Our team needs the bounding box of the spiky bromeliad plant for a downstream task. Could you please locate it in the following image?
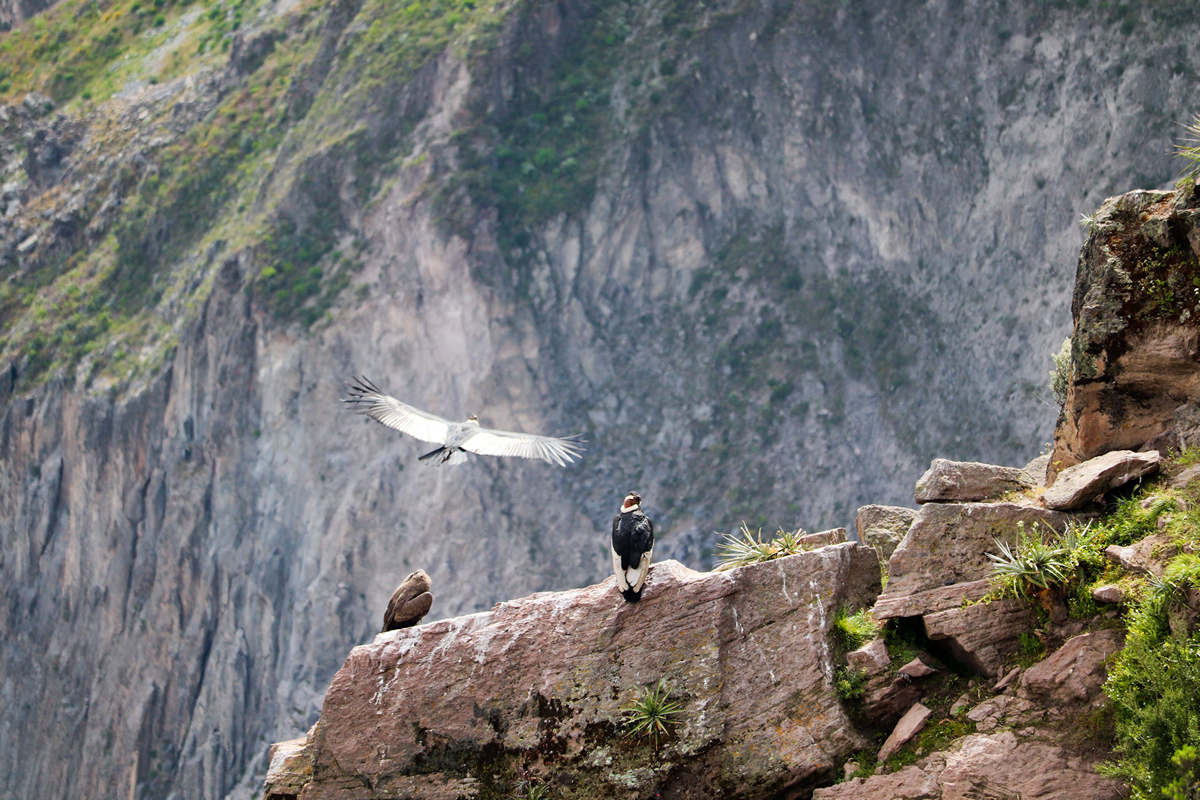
[623,680,684,751]
[986,521,1083,601]
[1177,113,1200,181]
[714,522,807,570]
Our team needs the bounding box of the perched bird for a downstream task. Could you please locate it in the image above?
[611,491,654,602]
[343,376,584,467]
[382,569,433,632]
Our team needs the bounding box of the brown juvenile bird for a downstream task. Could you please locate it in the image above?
[381,570,433,632]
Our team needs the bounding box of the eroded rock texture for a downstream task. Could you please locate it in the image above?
[1052,186,1200,473]
[266,549,881,799]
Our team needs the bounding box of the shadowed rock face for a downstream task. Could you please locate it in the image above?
[266,548,882,800]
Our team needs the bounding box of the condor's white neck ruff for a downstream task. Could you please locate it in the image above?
[621,502,641,513]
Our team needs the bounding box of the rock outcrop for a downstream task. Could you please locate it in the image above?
[1052,185,1200,473]
[267,547,881,799]
[1042,449,1161,509]
[854,504,916,563]
[875,502,1073,614]
[813,730,1127,800]
[913,459,1035,504]
[816,628,1130,800]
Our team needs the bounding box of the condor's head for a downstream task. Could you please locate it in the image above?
[620,492,642,513]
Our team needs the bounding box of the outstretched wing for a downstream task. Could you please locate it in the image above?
[461,425,585,467]
[342,376,451,445]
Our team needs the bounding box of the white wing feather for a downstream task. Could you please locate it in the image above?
[344,377,452,444]
[461,426,584,466]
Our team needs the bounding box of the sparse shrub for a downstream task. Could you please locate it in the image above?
[510,780,550,800]
[1050,337,1072,405]
[831,608,880,652]
[622,680,683,751]
[714,522,808,569]
[834,666,868,701]
[1103,583,1200,799]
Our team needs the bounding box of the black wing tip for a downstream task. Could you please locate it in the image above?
[342,375,383,408]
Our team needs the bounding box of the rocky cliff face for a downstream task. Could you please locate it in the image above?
[1051,184,1200,471]
[266,548,881,799]
[3,0,1200,797]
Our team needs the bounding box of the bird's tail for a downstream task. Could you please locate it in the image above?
[418,446,445,462]
[620,587,643,602]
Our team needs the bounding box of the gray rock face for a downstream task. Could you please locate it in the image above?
[4,2,1200,798]
[854,504,916,563]
[266,550,881,799]
[914,459,1035,504]
[1042,449,1162,510]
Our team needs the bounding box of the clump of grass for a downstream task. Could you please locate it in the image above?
[510,780,550,800]
[622,680,683,751]
[831,608,880,652]
[714,522,808,569]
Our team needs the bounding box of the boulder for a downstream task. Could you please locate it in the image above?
[1091,584,1126,604]
[1050,188,1200,474]
[1023,452,1052,486]
[855,504,916,562]
[846,638,890,675]
[872,579,990,621]
[1103,532,1176,576]
[813,731,1128,800]
[914,459,1035,504]
[923,599,1036,677]
[1019,629,1124,709]
[898,656,938,680]
[800,527,848,548]
[862,674,924,727]
[1042,449,1161,510]
[263,737,312,799]
[875,503,1073,613]
[877,702,932,763]
[265,549,882,800]
[1169,463,1200,489]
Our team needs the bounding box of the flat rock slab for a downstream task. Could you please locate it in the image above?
[876,503,1073,607]
[801,527,848,548]
[923,599,1036,677]
[1043,449,1161,510]
[813,731,1128,800]
[873,579,991,621]
[877,702,932,762]
[268,549,882,800]
[855,504,916,562]
[914,459,1035,504]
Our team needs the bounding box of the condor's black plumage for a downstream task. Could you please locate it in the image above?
[611,492,654,602]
